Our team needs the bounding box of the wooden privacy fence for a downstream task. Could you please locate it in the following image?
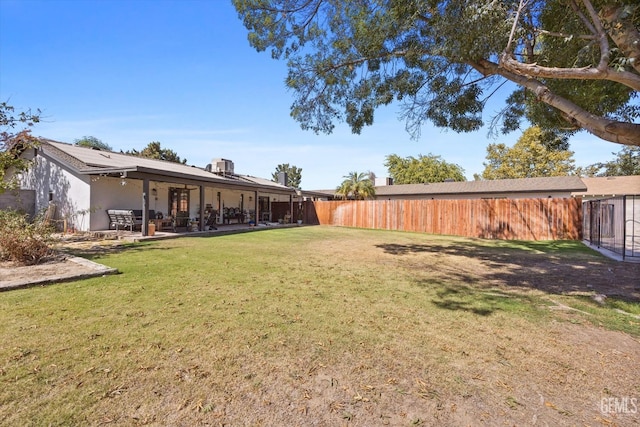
[310,198,583,240]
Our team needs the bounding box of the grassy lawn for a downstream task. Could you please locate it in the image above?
[1,226,639,426]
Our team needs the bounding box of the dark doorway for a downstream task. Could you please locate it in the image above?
[258,196,270,222]
[170,187,190,227]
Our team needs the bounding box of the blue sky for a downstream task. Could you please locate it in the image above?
[0,0,622,190]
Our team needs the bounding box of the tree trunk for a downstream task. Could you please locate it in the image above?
[600,4,640,75]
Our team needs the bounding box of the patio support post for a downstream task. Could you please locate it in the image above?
[199,185,205,231]
[254,191,259,224]
[142,178,150,236]
[289,194,293,223]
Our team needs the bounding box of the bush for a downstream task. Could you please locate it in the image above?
[0,209,55,265]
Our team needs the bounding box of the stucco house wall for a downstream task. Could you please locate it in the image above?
[18,147,92,231]
[89,176,143,230]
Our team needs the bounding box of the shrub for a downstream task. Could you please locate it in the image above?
[0,209,55,265]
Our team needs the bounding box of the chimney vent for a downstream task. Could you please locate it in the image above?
[277,171,288,186]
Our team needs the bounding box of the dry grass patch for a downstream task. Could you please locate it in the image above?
[1,226,638,426]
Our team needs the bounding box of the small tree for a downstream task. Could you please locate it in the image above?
[272,163,302,189]
[1,102,41,194]
[125,141,187,164]
[336,171,375,200]
[74,136,112,151]
[385,154,466,184]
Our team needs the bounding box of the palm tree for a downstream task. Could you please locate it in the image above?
[335,171,376,200]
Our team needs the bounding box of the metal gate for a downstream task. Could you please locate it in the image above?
[583,195,640,260]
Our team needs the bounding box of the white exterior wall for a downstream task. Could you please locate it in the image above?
[20,149,92,231]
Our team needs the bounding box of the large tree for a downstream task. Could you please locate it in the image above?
[479,126,576,179]
[1,103,40,193]
[336,171,376,200]
[234,0,640,147]
[385,153,466,184]
[74,136,112,151]
[272,163,303,188]
[125,141,187,164]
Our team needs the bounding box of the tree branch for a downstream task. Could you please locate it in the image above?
[568,0,598,35]
[498,52,640,91]
[535,29,595,41]
[580,0,611,70]
[506,0,528,54]
[472,59,640,146]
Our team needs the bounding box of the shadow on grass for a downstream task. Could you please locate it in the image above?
[417,280,540,316]
[376,241,640,303]
[432,285,496,316]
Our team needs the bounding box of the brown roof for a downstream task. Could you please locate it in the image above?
[373,176,587,196]
[575,176,640,197]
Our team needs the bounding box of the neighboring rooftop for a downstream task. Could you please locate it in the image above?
[373,176,586,197]
[312,176,640,199]
[575,176,640,197]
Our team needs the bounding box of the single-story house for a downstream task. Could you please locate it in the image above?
[7,138,298,234]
